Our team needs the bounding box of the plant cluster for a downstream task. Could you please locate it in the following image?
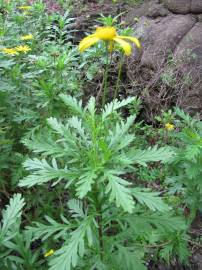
[0,1,201,270]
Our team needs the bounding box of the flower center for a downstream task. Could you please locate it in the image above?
[95,27,116,41]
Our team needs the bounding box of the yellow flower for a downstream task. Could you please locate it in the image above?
[23,11,31,16]
[15,45,31,53]
[44,249,54,258]
[79,26,141,56]
[165,123,174,131]
[20,34,33,41]
[18,5,31,10]
[1,48,19,56]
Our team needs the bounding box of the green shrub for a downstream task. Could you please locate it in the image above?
[19,96,187,270]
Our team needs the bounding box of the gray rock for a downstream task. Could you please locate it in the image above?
[166,0,191,14]
[125,1,202,117]
[140,15,196,68]
[174,22,202,113]
[147,3,169,18]
[191,0,202,14]
[125,0,169,25]
[197,14,202,22]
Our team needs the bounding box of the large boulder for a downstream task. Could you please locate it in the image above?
[173,22,202,113]
[166,0,202,14]
[124,0,202,117]
[140,15,196,68]
[166,0,191,14]
[125,0,168,22]
[191,0,202,13]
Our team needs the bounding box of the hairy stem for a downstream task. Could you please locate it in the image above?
[113,54,124,101]
[102,42,110,108]
[97,206,104,259]
[94,184,104,260]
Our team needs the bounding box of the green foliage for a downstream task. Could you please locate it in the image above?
[132,188,171,212]
[49,216,94,270]
[0,0,87,195]
[168,108,202,220]
[0,1,198,269]
[19,96,187,270]
[0,194,25,245]
[19,96,174,210]
[159,231,190,265]
[0,194,41,269]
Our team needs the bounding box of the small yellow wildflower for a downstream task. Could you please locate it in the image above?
[15,45,31,53]
[20,34,33,41]
[165,123,174,131]
[79,26,141,56]
[18,6,31,10]
[23,11,31,16]
[44,249,54,258]
[1,48,19,56]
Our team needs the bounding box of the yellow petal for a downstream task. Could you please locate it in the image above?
[117,36,141,49]
[80,34,96,42]
[78,35,96,50]
[79,36,99,52]
[113,37,132,56]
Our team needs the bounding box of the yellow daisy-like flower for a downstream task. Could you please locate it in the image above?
[79,26,141,56]
[165,123,174,131]
[20,34,33,41]
[1,48,19,56]
[44,249,54,258]
[15,45,31,53]
[18,5,31,10]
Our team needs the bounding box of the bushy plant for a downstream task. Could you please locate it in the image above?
[0,1,85,194]
[0,2,199,269]
[19,95,187,270]
[167,108,202,221]
[0,194,41,269]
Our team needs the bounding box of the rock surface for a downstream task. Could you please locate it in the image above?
[191,0,202,13]
[125,0,168,21]
[125,0,202,117]
[166,0,202,14]
[166,0,191,14]
[140,15,196,68]
[174,22,202,112]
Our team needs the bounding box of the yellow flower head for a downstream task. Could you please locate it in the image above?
[1,48,19,56]
[79,26,141,56]
[15,45,31,53]
[44,249,54,258]
[20,34,33,41]
[95,27,116,41]
[165,123,174,131]
[18,5,31,10]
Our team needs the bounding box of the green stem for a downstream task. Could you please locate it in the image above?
[97,205,104,260]
[113,54,124,102]
[102,42,110,108]
[93,184,104,260]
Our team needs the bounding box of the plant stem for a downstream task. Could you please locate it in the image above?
[113,54,124,101]
[94,185,104,260]
[97,205,104,260]
[102,42,110,108]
